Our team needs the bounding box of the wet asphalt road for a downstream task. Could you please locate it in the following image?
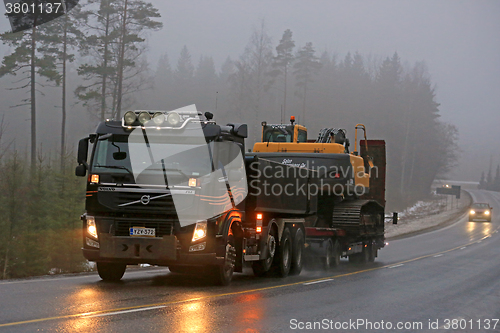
[1,190,499,333]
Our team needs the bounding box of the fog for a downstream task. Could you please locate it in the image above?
[0,0,499,183]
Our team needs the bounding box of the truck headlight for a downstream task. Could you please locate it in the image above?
[87,216,98,239]
[192,221,207,242]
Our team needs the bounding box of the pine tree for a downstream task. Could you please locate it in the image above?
[152,52,173,109]
[38,7,83,172]
[76,0,162,119]
[293,42,322,125]
[194,55,217,109]
[0,24,62,171]
[173,45,195,108]
[479,171,486,189]
[494,165,500,191]
[269,29,295,118]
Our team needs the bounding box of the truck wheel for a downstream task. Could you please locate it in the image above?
[274,227,292,277]
[289,228,304,275]
[252,228,277,277]
[324,239,340,269]
[97,262,126,282]
[212,240,236,286]
[367,243,377,262]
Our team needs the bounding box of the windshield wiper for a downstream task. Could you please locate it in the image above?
[95,164,134,176]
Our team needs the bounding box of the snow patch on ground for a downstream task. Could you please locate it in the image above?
[386,191,472,239]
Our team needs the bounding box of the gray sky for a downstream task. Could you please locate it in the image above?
[148,0,500,181]
[0,0,499,181]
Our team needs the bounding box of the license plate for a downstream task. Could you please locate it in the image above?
[129,227,156,237]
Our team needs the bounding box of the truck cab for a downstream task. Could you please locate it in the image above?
[76,110,248,284]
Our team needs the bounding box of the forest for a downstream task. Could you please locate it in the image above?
[0,0,459,278]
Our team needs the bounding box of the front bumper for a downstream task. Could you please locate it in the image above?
[82,233,223,266]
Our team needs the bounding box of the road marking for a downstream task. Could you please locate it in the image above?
[86,305,167,318]
[433,254,444,257]
[303,279,334,286]
[460,247,466,250]
[0,269,169,285]
[1,225,499,328]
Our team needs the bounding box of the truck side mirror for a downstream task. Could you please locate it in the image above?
[76,137,90,177]
[75,164,87,177]
[77,137,89,166]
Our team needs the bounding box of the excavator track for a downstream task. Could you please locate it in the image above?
[331,199,384,237]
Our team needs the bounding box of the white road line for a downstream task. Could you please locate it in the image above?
[0,269,169,285]
[433,254,444,257]
[303,279,334,286]
[460,247,467,250]
[388,264,404,269]
[85,305,167,318]
[477,240,482,243]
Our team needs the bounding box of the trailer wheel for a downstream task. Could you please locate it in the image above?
[324,239,340,269]
[97,262,126,282]
[289,228,304,275]
[252,228,277,277]
[332,240,341,267]
[274,227,292,277]
[367,243,377,262]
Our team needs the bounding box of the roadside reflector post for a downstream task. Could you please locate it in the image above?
[393,212,398,225]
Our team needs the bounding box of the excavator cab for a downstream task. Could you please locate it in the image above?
[260,116,307,143]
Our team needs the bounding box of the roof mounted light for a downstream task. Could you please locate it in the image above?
[167,112,181,126]
[153,112,165,125]
[138,111,151,125]
[124,111,136,125]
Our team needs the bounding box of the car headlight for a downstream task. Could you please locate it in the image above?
[485,210,490,215]
[470,210,475,215]
[192,221,207,242]
[87,216,98,239]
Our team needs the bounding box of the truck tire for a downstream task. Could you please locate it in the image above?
[324,239,340,269]
[97,262,126,282]
[211,240,236,286]
[273,227,292,277]
[252,228,277,277]
[289,228,304,275]
[367,243,377,262]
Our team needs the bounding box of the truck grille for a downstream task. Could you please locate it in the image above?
[115,219,175,237]
[98,191,179,213]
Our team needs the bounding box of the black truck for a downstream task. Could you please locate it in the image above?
[76,110,386,285]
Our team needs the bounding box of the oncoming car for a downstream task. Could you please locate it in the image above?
[469,203,493,222]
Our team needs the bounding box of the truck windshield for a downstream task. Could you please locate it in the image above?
[91,135,213,178]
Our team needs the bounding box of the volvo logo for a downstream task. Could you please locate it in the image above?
[140,195,151,205]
